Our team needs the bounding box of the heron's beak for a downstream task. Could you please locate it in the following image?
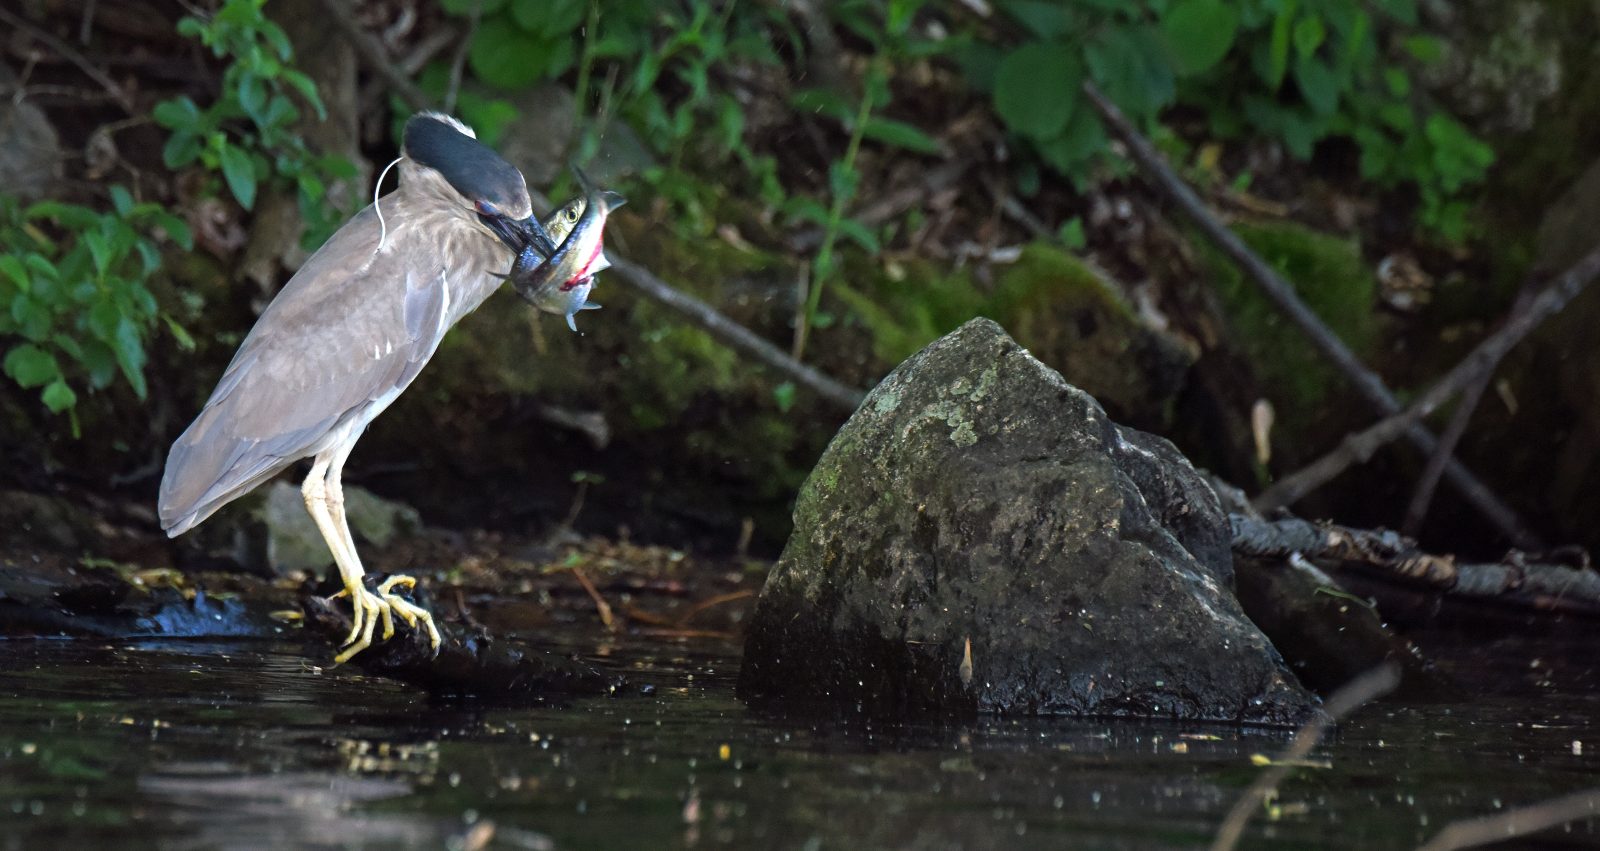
[480,212,525,253]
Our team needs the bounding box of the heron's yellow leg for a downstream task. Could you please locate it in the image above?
[311,444,439,663]
[304,451,398,664]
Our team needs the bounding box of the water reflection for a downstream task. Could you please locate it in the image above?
[0,636,1595,850]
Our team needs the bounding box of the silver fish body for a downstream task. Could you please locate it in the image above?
[504,168,625,332]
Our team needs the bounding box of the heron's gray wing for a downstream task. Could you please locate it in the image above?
[159,206,453,535]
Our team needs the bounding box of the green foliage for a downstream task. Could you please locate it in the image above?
[981,0,1494,239]
[152,0,355,247]
[1202,219,1377,422]
[0,190,193,425]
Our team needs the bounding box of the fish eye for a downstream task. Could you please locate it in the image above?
[566,207,580,223]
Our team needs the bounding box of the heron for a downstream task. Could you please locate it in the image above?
[159,112,561,664]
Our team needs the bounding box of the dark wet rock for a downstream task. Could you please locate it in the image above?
[1232,554,1445,698]
[738,318,1319,724]
[303,595,628,701]
[0,489,108,553]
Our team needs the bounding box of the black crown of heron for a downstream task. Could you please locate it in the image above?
[159,113,539,664]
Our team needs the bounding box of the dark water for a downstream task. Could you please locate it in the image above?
[0,634,1595,850]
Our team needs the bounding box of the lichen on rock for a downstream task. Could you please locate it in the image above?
[738,318,1319,724]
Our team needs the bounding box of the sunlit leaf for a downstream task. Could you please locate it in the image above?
[1163,0,1240,75]
[4,343,60,388]
[219,143,257,209]
[41,379,76,413]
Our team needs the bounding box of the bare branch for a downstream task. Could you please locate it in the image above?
[0,6,135,113]
[1232,514,1600,615]
[1081,81,1540,548]
[1254,241,1600,512]
[1414,789,1600,851]
[1211,665,1401,851]
[1403,280,1538,534]
[314,0,431,112]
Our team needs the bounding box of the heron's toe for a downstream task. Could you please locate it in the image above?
[330,576,437,664]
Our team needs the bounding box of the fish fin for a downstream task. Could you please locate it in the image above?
[600,190,627,210]
[565,313,579,333]
[580,302,602,311]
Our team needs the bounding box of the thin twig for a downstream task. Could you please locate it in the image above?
[568,567,617,631]
[608,252,867,412]
[442,0,480,115]
[1211,665,1401,851]
[1254,241,1600,512]
[314,0,431,112]
[1081,81,1540,548]
[674,589,756,627]
[1403,279,1539,535]
[1401,368,1492,535]
[1414,789,1600,851]
[0,6,135,113]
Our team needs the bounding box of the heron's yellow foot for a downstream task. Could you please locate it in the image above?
[376,575,442,654]
[328,574,438,664]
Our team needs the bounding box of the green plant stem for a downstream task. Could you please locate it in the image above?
[795,70,877,361]
[572,0,600,133]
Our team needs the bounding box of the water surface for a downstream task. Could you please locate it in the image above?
[1,633,1595,849]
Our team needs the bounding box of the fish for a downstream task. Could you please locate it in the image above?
[501,167,626,332]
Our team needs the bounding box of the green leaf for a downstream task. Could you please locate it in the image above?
[1263,0,1296,89]
[1292,15,1325,58]
[83,230,112,278]
[1293,56,1338,115]
[239,73,268,124]
[151,96,201,130]
[512,0,585,37]
[280,69,327,120]
[783,197,831,228]
[112,316,148,399]
[836,217,880,253]
[1371,0,1417,25]
[772,381,796,413]
[218,143,257,209]
[791,88,855,124]
[442,0,508,15]
[0,256,27,290]
[1058,216,1087,250]
[1086,25,1173,118]
[153,212,194,250]
[41,379,76,414]
[109,185,134,216]
[163,131,201,169]
[470,18,562,89]
[163,315,197,352]
[1000,0,1074,39]
[1403,35,1445,64]
[1035,104,1107,177]
[4,343,60,388]
[994,43,1080,140]
[1163,0,1240,75]
[861,117,943,155]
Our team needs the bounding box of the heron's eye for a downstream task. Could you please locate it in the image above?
[475,200,499,217]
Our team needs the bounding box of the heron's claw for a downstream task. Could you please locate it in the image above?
[328,574,439,664]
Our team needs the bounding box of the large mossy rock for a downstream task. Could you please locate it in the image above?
[738,319,1318,724]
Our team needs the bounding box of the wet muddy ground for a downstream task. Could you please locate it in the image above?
[1,622,1597,850]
